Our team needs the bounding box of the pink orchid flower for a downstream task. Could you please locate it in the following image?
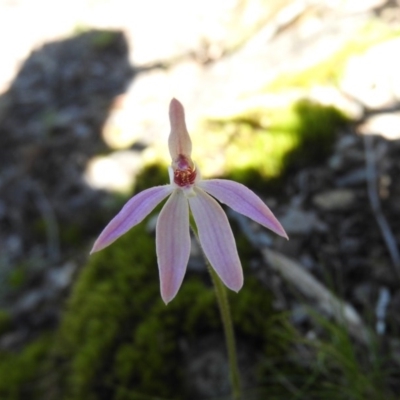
[91,98,288,304]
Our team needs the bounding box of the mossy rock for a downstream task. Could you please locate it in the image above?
[221,99,348,194]
[283,99,348,169]
[50,217,292,399]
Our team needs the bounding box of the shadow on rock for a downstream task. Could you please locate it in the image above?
[0,29,134,252]
[0,29,135,333]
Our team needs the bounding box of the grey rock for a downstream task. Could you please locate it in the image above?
[353,283,373,306]
[280,207,327,235]
[328,153,345,170]
[336,168,367,187]
[0,330,28,350]
[46,262,76,291]
[14,290,44,314]
[313,189,356,210]
[291,304,310,325]
[335,134,359,151]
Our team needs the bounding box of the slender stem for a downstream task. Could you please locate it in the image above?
[190,221,242,399]
[208,264,242,400]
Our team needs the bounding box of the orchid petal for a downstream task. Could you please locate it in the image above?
[91,185,173,253]
[156,190,191,304]
[168,98,192,160]
[189,188,243,292]
[198,179,288,239]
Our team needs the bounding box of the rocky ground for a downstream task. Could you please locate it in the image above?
[1,0,400,398]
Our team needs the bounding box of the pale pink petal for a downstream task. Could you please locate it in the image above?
[156,190,191,304]
[189,188,243,292]
[168,98,192,160]
[91,185,173,253]
[198,179,288,239]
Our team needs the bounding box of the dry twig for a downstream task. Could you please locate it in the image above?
[363,134,400,278]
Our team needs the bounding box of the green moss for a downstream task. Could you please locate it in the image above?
[0,311,11,335]
[48,206,292,399]
[53,221,218,399]
[0,335,53,400]
[7,267,26,289]
[284,99,348,169]
[90,31,123,49]
[56,223,171,398]
[60,224,84,246]
[134,163,169,193]
[219,99,348,194]
[70,27,126,50]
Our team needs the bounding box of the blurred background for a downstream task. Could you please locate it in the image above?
[1,0,400,399]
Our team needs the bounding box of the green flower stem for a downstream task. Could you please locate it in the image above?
[190,221,242,400]
[207,264,242,400]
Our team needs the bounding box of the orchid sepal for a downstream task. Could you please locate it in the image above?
[90,185,173,254]
[198,179,288,239]
[189,187,243,291]
[156,190,191,304]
